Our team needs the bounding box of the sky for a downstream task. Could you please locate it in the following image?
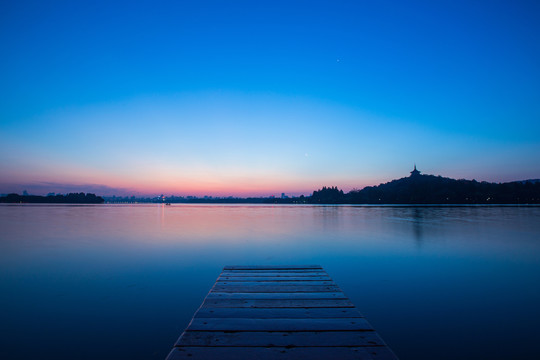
[1,0,539,196]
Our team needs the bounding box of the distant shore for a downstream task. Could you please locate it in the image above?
[2,170,539,205]
[0,193,104,204]
[104,172,540,205]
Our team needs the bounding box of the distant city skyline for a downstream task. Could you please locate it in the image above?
[1,1,539,196]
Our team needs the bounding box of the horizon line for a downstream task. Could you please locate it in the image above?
[2,171,539,198]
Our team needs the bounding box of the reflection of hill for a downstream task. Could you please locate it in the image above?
[0,193,104,204]
[345,174,540,204]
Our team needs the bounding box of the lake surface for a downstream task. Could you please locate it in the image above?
[1,204,539,359]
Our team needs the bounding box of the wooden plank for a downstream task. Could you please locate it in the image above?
[167,346,397,360]
[222,269,325,274]
[212,285,340,293]
[201,298,355,308]
[177,330,385,347]
[194,307,363,319]
[218,276,332,281]
[187,318,373,331]
[221,271,328,277]
[222,270,327,274]
[206,292,347,300]
[224,265,322,270]
[215,281,336,286]
[217,275,332,281]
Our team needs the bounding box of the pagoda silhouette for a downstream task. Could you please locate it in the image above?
[410,164,421,177]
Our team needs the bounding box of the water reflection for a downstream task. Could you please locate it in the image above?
[0,204,539,360]
[412,208,424,244]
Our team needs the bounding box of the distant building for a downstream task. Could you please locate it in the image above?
[410,164,421,177]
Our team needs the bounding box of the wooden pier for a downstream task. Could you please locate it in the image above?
[166,265,398,359]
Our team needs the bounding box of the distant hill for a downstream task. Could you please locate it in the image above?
[343,171,540,204]
[0,193,105,204]
[310,168,540,204]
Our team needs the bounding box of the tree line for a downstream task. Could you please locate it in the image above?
[0,193,104,204]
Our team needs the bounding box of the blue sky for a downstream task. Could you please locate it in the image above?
[1,0,539,196]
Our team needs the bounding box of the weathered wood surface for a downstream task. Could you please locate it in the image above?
[187,317,373,331]
[167,346,397,360]
[176,330,386,346]
[205,291,347,300]
[218,276,332,281]
[216,281,336,286]
[166,265,398,359]
[195,307,362,318]
[212,285,341,293]
[201,298,355,308]
[221,271,329,277]
[224,265,323,270]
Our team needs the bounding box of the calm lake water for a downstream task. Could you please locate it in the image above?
[1,204,539,359]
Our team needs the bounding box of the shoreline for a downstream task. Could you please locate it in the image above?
[2,202,540,207]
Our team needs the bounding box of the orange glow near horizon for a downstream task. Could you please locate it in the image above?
[87,170,382,196]
[0,169,381,197]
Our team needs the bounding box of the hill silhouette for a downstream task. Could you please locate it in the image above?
[316,167,540,204]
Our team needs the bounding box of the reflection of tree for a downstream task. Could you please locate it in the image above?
[317,205,342,230]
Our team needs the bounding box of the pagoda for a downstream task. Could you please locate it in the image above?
[410,164,421,177]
